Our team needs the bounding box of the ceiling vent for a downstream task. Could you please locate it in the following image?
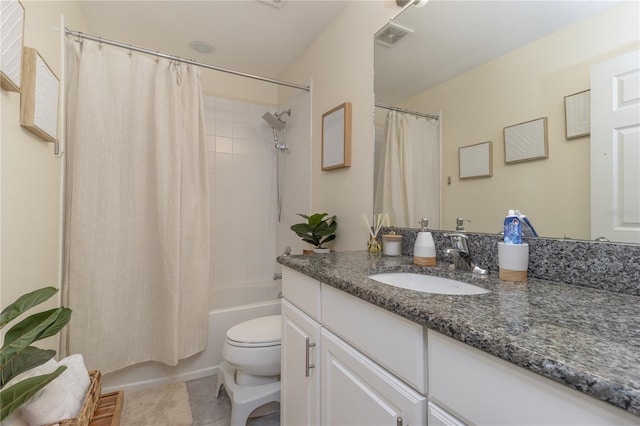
[374,22,414,48]
[260,0,287,8]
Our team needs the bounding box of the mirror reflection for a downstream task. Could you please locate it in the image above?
[374,0,640,243]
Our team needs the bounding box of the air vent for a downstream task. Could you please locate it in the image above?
[260,0,287,8]
[374,22,414,48]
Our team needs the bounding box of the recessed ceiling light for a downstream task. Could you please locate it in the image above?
[189,41,215,54]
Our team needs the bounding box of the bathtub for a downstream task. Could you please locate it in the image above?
[102,281,282,393]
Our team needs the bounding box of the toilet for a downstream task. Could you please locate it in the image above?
[216,315,281,426]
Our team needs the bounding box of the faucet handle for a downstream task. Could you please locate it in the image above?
[456,217,471,231]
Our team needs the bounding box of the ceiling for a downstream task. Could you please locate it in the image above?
[75,1,621,95]
[75,0,350,81]
[375,0,620,104]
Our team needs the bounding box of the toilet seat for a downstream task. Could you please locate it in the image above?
[225,315,281,348]
[217,314,282,426]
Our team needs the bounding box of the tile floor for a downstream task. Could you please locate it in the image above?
[186,375,280,426]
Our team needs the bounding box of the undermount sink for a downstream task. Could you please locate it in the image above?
[368,273,490,295]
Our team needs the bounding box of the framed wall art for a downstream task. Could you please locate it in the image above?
[20,47,60,142]
[322,102,352,170]
[459,141,493,179]
[565,89,590,139]
[504,117,548,163]
[0,0,25,92]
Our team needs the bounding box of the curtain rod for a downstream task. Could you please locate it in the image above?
[65,28,310,92]
[375,102,439,120]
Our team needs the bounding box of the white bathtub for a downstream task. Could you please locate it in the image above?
[102,282,282,393]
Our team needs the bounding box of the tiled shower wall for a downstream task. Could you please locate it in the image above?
[203,93,310,305]
[275,93,311,258]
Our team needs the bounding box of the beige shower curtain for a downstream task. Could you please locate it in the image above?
[374,111,440,228]
[63,40,210,373]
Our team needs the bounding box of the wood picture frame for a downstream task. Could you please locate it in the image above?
[503,117,548,163]
[322,102,352,170]
[565,89,590,139]
[0,0,25,92]
[459,141,493,179]
[20,47,59,142]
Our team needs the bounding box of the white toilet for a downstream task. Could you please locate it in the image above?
[216,315,281,426]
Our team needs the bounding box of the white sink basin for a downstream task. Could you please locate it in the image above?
[368,273,489,295]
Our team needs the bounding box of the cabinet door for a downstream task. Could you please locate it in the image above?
[428,402,466,426]
[321,329,426,426]
[281,299,321,425]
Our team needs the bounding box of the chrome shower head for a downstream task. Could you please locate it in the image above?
[262,111,286,131]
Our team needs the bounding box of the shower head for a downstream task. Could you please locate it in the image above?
[262,111,286,131]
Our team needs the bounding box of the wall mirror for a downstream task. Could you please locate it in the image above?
[374,0,639,243]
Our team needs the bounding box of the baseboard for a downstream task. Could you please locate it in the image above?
[102,365,220,394]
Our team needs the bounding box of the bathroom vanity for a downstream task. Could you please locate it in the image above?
[278,251,639,425]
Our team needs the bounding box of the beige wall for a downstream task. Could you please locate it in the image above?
[397,2,639,239]
[1,1,87,349]
[281,0,399,251]
[201,70,278,106]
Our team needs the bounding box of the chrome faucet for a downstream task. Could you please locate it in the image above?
[443,233,488,275]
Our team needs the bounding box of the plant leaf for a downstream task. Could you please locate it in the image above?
[307,213,328,227]
[0,346,55,388]
[0,365,66,421]
[0,287,58,329]
[2,308,70,348]
[34,308,71,342]
[0,309,60,374]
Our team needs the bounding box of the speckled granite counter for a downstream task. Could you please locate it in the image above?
[277,251,640,416]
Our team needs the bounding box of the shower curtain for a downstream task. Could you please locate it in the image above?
[63,39,210,373]
[374,111,440,228]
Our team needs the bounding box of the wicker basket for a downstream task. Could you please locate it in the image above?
[44,370,102,426]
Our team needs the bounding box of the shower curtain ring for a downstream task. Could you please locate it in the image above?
[127,44,132,58]
[155,51,160,63]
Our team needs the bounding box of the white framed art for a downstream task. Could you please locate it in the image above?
[20,47,59,142]
[322,102,352,170]
[565,89,590,139]
[459,141,492,179]
[504,117,548,163]
[0,0,25,92]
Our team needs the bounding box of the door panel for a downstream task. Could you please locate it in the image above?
[591,49,640,243]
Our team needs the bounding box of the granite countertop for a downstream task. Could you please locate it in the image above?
[277,250,640,416]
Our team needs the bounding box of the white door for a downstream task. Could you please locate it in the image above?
[281,299,321,426]
[321,329,426,426]
[591,49,640,243]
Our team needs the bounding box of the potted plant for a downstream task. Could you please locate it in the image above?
[290,213,337,253]
[0,287,72,421]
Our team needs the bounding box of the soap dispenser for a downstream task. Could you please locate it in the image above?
[414,218,436,266]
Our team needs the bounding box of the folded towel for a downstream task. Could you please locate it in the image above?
[13,354,90,425]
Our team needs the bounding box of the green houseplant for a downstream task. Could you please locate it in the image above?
[290,213,337,252]
[0,287,72,421]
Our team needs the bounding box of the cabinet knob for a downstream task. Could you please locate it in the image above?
[396,416,403,426]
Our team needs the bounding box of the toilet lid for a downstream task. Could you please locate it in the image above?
[226,315,281,346]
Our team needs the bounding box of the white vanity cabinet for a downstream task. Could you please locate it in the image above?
[281,266,637,425]
[281,299,321,425]
[281,268,322,425]
[281,267,426,425]
[321,329,426,426]
[428,329,638,425]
